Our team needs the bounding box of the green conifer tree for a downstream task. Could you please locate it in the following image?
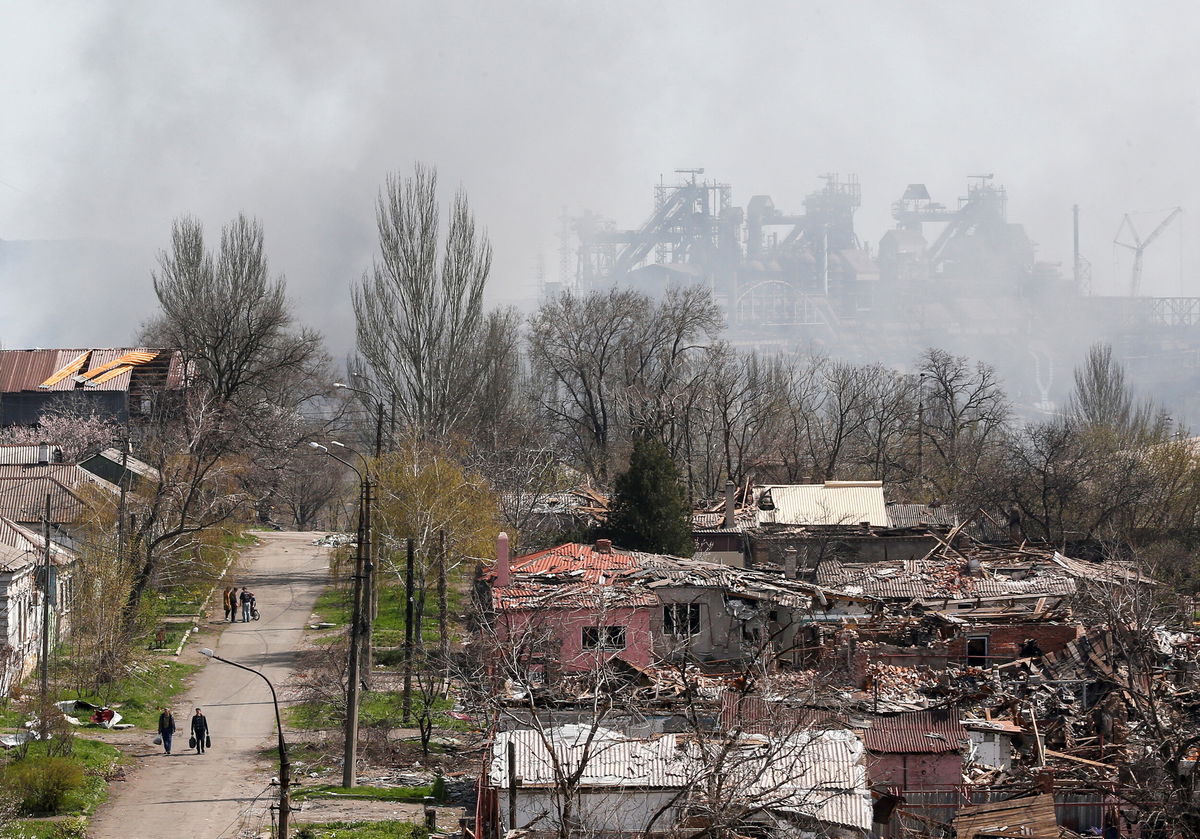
[606,436,694,556]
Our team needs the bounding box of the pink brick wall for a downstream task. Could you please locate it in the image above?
[495,606,655,673]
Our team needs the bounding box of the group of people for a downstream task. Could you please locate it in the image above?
[156,707,210,755]
[222,586,256,622]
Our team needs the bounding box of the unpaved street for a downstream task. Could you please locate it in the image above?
[88,531,329,839]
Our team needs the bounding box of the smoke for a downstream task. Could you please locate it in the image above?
[1,1,1197,364]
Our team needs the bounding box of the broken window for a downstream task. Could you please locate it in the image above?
[664,603,702,636]
[582,626,626,650]
[966,636,988,667]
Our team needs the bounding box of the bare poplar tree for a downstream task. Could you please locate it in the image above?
[352,164,496,438]
[147,214,327,413]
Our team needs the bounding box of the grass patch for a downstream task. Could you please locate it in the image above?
[287,690,468,733]
[293,821,426,839]
[292,783,433,803]
[312,581,464,651]
[1,817,89,839]
[0,737,123,822]
[60,661,198,729]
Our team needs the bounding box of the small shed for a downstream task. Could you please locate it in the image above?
[863,708,968,789]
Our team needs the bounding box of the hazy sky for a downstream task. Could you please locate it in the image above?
[1,1,1197,355]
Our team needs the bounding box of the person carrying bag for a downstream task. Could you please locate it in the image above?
[190,708,210,754]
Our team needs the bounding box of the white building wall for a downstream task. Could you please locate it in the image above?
[499,788,679,834]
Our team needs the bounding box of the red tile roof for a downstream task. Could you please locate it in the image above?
[863,709,967,754]
[509,542,642,582]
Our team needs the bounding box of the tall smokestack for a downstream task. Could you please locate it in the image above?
[723,480,736,529]
[495,532,510,588]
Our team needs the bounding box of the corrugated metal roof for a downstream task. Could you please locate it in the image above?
[491,726,872,831]
[0,477,89,522]
[0,517,75,571]
[692,510,756,534]
[755,482,890,527]
[863,709,967,753]
[0,446,63,466]
[885,503,959,529]
[0,348,182,394]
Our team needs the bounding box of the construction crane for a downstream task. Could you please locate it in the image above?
[1114,206,1182,296]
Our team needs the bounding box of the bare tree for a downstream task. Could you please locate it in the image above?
[529,287,720,482]
[352,164,500,439]
[145,213,328,415]
[919,347,1011,503]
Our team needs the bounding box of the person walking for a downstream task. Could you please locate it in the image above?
[240,587,254,622]
[190,708,209,754]
[157,707,176,755]
[222,587,234,622]
[227,587,238,623]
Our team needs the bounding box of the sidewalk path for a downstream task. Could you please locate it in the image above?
[88,531,330,839]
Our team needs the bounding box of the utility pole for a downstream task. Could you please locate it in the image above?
[437,530,449,690]
[360,476,374,689]
[402,537,415,725]
[40,494,52,721]
[342,478,367,788]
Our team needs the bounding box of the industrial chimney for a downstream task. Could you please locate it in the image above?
[495,532,510,588]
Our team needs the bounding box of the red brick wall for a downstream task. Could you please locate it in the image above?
[946,623,1080,663]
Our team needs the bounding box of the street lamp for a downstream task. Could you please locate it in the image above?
[308,441,369,788]
[199,648,291,838]
[332,381,387,458]
[327,440,378,686]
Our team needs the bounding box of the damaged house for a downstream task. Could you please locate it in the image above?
[479,724,873,839]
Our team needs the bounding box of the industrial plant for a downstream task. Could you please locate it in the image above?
[560,171,1198,418]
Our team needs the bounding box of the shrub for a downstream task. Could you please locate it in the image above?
[3,756,85,815]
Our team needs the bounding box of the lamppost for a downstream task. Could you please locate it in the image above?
[308,441,369,788]
[331,381,386,677]
[332,380,387,458]
[199,648,291,838]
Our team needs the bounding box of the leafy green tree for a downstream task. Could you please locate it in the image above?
[605,436,694,556]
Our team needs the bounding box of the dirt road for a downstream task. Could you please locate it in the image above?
[88,531,330,839]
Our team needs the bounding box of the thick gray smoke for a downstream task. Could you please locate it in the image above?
[0,1,1195,369]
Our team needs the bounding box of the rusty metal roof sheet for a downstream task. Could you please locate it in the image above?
[0,347,182,393]
[863,709,967,754]
[755,482,890,527]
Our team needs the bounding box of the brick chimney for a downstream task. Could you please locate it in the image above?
[723,480,736,529]
[594,538,612,554]
[495,532,510,587]
[37,442,50,466]
[783,547,798,579]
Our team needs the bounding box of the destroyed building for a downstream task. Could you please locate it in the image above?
[474,513,1194,837]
